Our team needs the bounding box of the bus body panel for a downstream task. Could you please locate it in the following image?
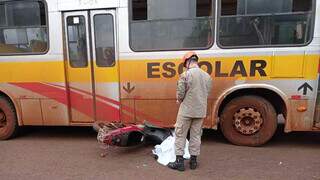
[0,0,319,134]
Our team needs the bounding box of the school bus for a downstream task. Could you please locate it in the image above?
[0,0,319,146]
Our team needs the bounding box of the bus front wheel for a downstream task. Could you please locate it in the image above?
[220,95,277,146]
[0,96,18,140]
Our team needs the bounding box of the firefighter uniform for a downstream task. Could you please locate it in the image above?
[175,67,212,156]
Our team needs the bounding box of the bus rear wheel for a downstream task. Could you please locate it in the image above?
[220,95,277,146]
[0,96,18,140]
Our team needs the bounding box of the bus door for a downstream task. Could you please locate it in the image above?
[63,10,119,123]
[314,76,320,127]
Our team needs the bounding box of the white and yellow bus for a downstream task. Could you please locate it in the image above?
[0,0,319,146]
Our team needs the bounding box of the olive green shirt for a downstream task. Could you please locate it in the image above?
[176,67,212,118]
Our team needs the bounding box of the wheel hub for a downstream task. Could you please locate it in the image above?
[233,107,263,135]
[0,111,6,128]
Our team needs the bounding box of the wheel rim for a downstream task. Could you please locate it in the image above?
[233,107,263,135]
[0,110,6,128]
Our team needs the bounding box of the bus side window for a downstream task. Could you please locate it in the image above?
[219,0,314,47]
[130,0,214,51]
[94,14,115,67]
[66,16,88,68]
[0,4,5,26]
[0,1,48,54]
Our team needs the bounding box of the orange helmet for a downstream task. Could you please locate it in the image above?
[182,51,198,67]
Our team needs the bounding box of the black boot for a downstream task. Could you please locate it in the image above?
[189,155,197,170]
[167,155,185,171]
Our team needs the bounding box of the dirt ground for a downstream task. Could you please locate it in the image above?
[1,125,320,180]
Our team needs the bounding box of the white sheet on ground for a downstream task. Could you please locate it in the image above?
[152,135,190,166]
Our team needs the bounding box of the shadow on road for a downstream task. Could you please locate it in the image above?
[18,126,96,139]
[202,124,320,148]
[17,124,320,148]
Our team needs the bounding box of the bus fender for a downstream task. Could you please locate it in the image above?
[213,83,290,131]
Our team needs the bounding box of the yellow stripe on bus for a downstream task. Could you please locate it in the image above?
[0,54,318,83]
[0,61,66,82]
[120,54,319,82]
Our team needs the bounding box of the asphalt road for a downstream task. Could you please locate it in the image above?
[1,125,320,180]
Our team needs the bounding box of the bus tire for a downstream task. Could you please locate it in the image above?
[0,96,18,140]
[220,95,277,146]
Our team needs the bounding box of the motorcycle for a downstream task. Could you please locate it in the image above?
[93,121,172,156]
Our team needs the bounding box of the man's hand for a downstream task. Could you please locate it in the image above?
[176,100,181,105]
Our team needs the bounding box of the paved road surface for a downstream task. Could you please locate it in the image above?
[1,125,320,180]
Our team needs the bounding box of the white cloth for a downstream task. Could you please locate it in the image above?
[152,136,190,166]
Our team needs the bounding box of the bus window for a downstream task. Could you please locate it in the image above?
[130,0,214,51]
[0,5,4,26]
[66,16,88,68]
[0,1,48,54]
[219,0,314,47]
[94,14,115,67]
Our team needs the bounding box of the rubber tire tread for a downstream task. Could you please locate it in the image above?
[220,95,277,146]
[0,96,18,140]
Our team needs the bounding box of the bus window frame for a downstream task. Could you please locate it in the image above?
[66,15,89,68]
[216,0,316,49]
[128,0,215,52]
[93,13,116,67]
[0,0,50,56]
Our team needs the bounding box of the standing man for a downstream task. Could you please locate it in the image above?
[168,52,212,171]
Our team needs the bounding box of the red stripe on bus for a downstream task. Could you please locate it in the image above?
[46,83,121,105]
[11,82,68,104]
[68,88,120,121]
[46,83,163,125]
[10,82,120,121]
[17,83,163,126]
